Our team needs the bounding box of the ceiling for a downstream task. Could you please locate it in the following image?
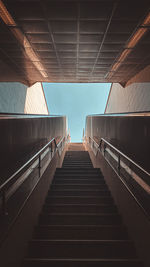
[0,0,150,85]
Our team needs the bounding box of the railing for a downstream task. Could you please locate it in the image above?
[87,136,150,218]
[0,135,68,216]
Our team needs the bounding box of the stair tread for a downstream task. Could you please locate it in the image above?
[47,196,112,198]
[44,204,116,207]
[24,258,141,262]
[41,215,120,217]
[53,180,105,183]
[52,184,105,185]
[50,189,109,191]
[30,239,132,243]
[36,225,125,228]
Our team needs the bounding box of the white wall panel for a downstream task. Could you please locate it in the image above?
[24,82,49,114]
[105,82,150,113]
[0,82,27,113]
[0,82,49,114]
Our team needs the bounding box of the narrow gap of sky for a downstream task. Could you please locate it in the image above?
[43,83,111,142]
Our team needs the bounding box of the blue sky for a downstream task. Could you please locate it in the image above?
[43,83,111,142]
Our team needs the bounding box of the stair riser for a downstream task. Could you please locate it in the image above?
[46,197,113,205]
[63,160,93,164]
[63,162,92,164]
[55,173,101,177]
[23,259,142,267]
[54,175,103,179]
[62,167,93,169]
[62,162,93,165]
[56,171,100,174]
[51,185,107,190]
[48,191,110,197]
[56,169,100,172]
[28,241,136,259]
[39,214,121,225]
[64,158,91,160]
[34,227,128,240]
[43,205,117,213]
[62,166,93,168]
[53,179,105,184]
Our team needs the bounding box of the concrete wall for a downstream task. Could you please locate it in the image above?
[105,64,150,114]
[0,82,27,113]
[0,82,48,114]
[0,116,67,185]
[105,82,150,113]
[85,115,150,172]
[24,82,48,114]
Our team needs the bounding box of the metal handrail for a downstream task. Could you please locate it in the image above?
[89,136,150,178]
[100,138,150,177]
[89,136,99,148]
[0,136,66,215]
[88,136,150,218]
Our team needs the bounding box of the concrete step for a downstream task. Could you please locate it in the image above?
[52,179,105,184]
[48,189,111,197]
[43,204,117,213]
[63,160,92,163]
[34,225,128,240]
[63,162,93,164]
[62,165,93,168]
[54,174,103,179]
[63,161,93,164]
[28,240,137,259]
[62,161,93,165]
[52,178,105,185]
[46,196,114,205]
[56,168,100,173]
[51,184,108,190]
[39,213,122,225]
[23,258,142,267]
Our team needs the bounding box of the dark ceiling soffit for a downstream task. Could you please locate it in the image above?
[0,0,150,84]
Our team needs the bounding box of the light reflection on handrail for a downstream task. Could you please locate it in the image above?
[100,138,150,177]
[86,136,150,219]
[89,136,150,178]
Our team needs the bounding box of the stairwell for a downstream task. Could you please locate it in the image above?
[23,143,142,267]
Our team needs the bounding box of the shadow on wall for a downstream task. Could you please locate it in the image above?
[86,115,150,173]
[0,82,27,113]
[0,116,66,186]
[24,83,49,114]
[0,82,49,114]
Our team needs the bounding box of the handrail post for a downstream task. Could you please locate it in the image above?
[54,139,57,153]
[50,142,53,159]
[99,140,102,152]
[38,154,41,178]
[118,154,121,175]
[104,143,106,157]
[2,190,8,216]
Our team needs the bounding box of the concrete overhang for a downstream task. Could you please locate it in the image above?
[0,0,150,85]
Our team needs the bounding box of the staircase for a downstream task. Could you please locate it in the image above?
[23,144,142,267]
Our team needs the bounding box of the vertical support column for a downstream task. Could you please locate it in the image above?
[38,155,41,178]
[2,190,8,216]
[118,154,121,175]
